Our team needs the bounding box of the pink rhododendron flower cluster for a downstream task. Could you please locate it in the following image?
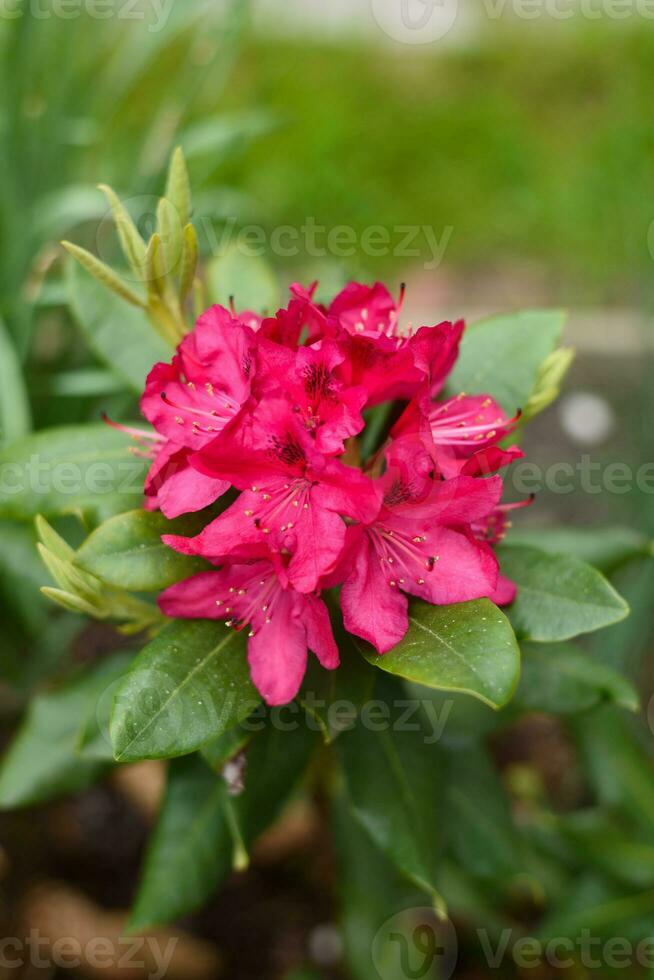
[134,282,527,705]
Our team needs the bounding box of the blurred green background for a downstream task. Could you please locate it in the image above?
[1,2,654,978]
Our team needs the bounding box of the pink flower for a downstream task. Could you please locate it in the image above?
[136,304,256,515]
[114,279,535,703]
[159,552,338,705]
[332,438,503,653]
[165,398,381,593]
[255,338,368,454]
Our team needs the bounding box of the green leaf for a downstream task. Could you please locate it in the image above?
[76,652,136,761]
[129,754,233,930]
[0,317,31,448]
[574,706,654,835]
[0,656,127,808]
[200,725,254,773]
[67,258,172,390]
[521,345,575,422]
[300,620,375,744]
[358,598,520,710]
[556,810,654,890]
[165,147,191,230]
[446,309,567,415]
[131,721,316,929]
[537,874,654,943]
[206,242,280,314]
[497,545,629,642]
[336,678,446,912]
[98,183,146,276]
[110,620,258,763]
[517,642,639,714]
[232,719,317,845]
[0,423,148,522]
[444,743,520,880]
[75,509,207,592]
[332,790,425,980]
[506,525,653,575]
[156,197,184,279]
[61,241,145,307]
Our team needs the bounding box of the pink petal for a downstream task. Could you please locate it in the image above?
[341,527,409,654]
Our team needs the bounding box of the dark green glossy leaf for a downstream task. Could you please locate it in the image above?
[446,310,566,415]
[517,642,639,714]
[498,545,629,642]
[359,598,520,710]
[128,754,232,930]
[336,679,446,911]
[75,509,208,592]
[110,620,258,762]
[0,424,147,522]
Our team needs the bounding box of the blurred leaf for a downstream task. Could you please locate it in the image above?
[498,545,629,642]
[517,642,639,714]
[129,754,232,931]
[76,651,136,761]
[0,520,50,630]
[110,620,258,763]
[336,680,446,913]
[231,718,317,845]
[0,423,148,522]
[537,874,654,943]
[444,742,520,881]
[358,598,520,710]
[506,526,653,574]
[45,369,126,397]
[0,656,127,808]
[446,310,567,416]
[131,720,316,929]
[332,790,425,980]
[206,242,280,314]
[67,259,171,390]
[556,810,654,890]
[0,317,31,448]
[75,509,207,593]
[574,706,654,835]
[34,184,106,240]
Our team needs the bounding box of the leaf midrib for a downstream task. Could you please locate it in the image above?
[114,628,237,760]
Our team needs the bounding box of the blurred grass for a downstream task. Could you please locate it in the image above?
[221,25,654,306]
